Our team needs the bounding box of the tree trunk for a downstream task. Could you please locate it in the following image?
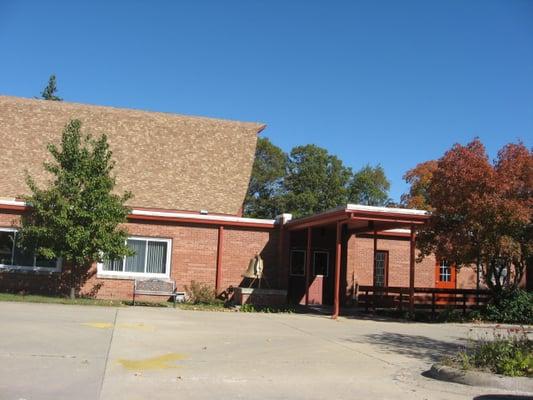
[69,264,77,299]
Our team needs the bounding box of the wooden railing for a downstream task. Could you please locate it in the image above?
[357,285,492,318]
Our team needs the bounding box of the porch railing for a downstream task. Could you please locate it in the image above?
[357,285,492,318]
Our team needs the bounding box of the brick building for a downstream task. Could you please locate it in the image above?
[0,96,479,311]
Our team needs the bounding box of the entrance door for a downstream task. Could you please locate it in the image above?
[435,260,456,305]
[435,260,456,289]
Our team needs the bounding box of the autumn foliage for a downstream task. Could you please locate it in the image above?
[401,160,438,210]
[414,139,532,294]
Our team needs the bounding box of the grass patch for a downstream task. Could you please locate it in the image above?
[0,292,225,310]
[0,292,290,313]
[443,326,533,377]
[0,292,127,307]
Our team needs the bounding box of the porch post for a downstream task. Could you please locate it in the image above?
[333,221,342,319]
[373,229,377,286]
[305,227,312,305]
[215,225,224,295]
[409,224,416,314]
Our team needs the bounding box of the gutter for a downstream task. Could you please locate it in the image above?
[0,199,278,229]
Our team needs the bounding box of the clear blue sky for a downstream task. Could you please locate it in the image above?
[1,1,532,201]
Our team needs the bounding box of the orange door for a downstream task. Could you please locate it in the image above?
[435,260,456,289]
[435,260,456,304]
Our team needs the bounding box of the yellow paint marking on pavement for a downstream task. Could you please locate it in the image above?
[82,322,114,329]
[117,322,155,332]
[81,322,155,331]
[117,353,186,371]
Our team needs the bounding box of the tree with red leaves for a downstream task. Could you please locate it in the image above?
[401,160,438,211]
[416,139,532,296]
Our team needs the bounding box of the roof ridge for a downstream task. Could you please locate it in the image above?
[0,95,266,129]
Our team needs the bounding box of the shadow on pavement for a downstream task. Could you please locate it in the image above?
[345,332,466,362]
[474,396,533,400]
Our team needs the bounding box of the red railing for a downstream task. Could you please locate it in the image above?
[357,285,492,318]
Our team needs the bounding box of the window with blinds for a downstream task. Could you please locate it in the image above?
[102,237,170,277]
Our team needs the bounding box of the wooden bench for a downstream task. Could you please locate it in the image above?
[133,279,184,307]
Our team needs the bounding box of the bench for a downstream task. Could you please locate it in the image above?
[132,279,184,307]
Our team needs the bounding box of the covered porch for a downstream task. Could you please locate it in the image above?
[284,204,430,318]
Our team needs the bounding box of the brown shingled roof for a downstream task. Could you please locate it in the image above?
[0,96,264,215]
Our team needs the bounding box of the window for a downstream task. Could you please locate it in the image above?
[313,251,329,277]
[439,260,452,282]
[290,249,306,276]
[0,228,60,271]
[100,237,171,277]
[374,251,388,287]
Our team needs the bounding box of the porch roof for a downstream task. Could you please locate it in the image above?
[284,204,430,232]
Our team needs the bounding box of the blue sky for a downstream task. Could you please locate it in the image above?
[1,1,531,201]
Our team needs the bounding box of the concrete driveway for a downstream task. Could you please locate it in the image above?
[0,302,529,400]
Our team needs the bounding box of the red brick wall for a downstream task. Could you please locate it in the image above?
[456,266,479,289]
[0,211,281,301]
[221,227,281,290]
[0,211,20,227]
[346,234,479,291]
[347,235,436,289]
[0,210,485,303]
[82,222,281,300]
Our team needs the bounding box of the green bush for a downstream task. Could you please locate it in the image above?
[239,303,295,313]
[458,327,533,377]
[240,303,257,312]
[184,281,220,305]
[436,308,464,323]
[483,289,533,325]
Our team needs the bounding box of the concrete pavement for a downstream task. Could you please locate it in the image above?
[0,302,530,400]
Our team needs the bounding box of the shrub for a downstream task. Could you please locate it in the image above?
[447,327,533,377]
[239,303,295,313]
[240,303,257,312]
[436,308,464,323]
[184,281,219,305]
[483,289,533,325]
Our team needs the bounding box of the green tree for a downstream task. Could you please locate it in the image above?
[18,120,132,298]
[284,144,352,218]
[41,74,62,101]
[349,164,391,206]
[243,137,287,218]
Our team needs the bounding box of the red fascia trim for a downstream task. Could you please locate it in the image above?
[356,231,411,239]
[0,203,275,229]
[350,211,429,221]
[349,215,426,225]
[0,204,28,212]
[286,210,350,231]
[127,213,276,229]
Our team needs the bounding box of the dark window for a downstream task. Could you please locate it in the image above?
[313,251,329,276]
[374,251,388,287]
[290,250,306,276]
[0,230,58,269]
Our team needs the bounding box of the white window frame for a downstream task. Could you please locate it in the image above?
[439,260,451,282]
[97,236,172,279]
[290,249,306,277]
[0,227,61,273]
[313,250,329,277]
